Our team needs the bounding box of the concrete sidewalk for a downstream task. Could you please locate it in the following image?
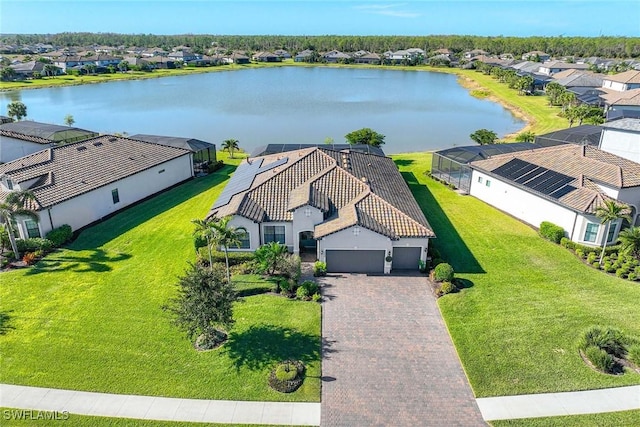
[477,385,640,421]
[0,384,320,426]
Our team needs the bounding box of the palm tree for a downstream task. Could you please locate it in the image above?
[209,216,247,283]
[618,227,640,259]
[191,218,215,269]
[222,139,239,159]
[595,200,631,265]
[0,190,38,260]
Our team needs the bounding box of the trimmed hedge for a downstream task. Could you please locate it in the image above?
[16,238,54,253]
[433,263,454,282]
[45,224,73,247]
[197,247,255,266]
[540,221,565,244]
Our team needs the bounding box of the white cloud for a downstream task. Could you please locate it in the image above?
[354,3,421,18]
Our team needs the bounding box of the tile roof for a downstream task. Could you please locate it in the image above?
[0,129,52,145]
[471,145,640,213]
[601,118,640,132]
[0,135,191,210]
[209,147,434,240]
[604,70,640,84]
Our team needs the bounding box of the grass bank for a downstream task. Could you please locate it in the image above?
[490,410,640,426]
[0,154,320,402]
[393,152,640,397]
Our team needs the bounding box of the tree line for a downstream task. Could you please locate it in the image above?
[3,33,640,58]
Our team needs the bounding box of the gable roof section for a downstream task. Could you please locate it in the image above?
[209,147,434,240]
[604,70,640,84]
[0,135,191,210]
[471,145,640,213]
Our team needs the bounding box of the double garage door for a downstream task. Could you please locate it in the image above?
[325,250,385,274]
[325,247,421,273]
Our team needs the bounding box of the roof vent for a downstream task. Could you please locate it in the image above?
[361,177,368,183]
[93,141,103,147]
[108,137,117,142]
[77,146,87,151]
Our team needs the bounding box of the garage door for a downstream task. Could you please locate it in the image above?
[325,250,385,274]
[392,247,422,270]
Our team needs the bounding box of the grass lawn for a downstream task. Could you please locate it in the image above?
[0,154,320,402]
[490,410,640,426]
[0,409,299,427]
[392,152,640,397]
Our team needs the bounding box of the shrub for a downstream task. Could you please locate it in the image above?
[628,344,640,366]
[275,363,298,381]
[22,252,37,265]
[437,281,457,297]
[297,280,319,300]
[311,293,321,302]
[575,248,584,259]
[193,234,208,250]
[586,252,597,264]
[628,272,638,281]
[279,254,301,283]
[560,237,575,249]
[604,263,614,273]
[591,261,601,269]
[539,221,565,243]
[16,238,54,253]
[313,261,327,277]
[433,263,454,282]
[616,268,628,278]
[197,249,254,266]
[45,224,73,247]
[4,251,15,261]
[579,326,629,359]
[207,160,225,173]
[585,345,615,374]
[268,360,305,393]
[634,266,640,276]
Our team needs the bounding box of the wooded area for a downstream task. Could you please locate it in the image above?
[3,33,639,58]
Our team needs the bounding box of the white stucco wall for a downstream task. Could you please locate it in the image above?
[0,136,51,163]
[227,215,260,251]
[603,80,627,91]
[599,129,640,163]
[574,215,623,247]
[318,226,393,273]
[291,205,323,254]
[470,170,578,239]
[33,155,192,236]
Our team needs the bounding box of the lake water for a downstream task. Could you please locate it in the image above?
[1,67,525,154]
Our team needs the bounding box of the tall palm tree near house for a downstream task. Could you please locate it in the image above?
[191,218,215,269]
[210,216,247,284]
[222,139,239,159]
[0,190,37,260]
[595,200,631,265]
[618,226,640,259]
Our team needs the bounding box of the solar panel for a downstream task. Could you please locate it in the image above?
[493,158,531,179]
[550,185,576,199]
[510,163,540,181]
[213,159,263,208]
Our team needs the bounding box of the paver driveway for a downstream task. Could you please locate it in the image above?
[320,273,485,427]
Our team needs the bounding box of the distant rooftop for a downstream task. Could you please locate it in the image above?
[251,144,385,158]
[129,134,215,152]
[0,120,97,142]
[601,118,640,132]
[434,142,541,165]
[534,125,603,148]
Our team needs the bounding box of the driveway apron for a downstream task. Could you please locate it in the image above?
[320,273,485,427]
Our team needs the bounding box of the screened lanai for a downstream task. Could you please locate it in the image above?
[431,142,541,193]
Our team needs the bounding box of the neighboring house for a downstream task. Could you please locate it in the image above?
[250,144,386,158]
[294,49,314,62]
[9,61,46,78]
[168,50,200,62]
[464,49,488,59]
[0,129,55,163]
[0,121,98,145]
[602,70,640,92]
[521,51,550,61]
[273,49,292,59]
[0,136,193,239]
[431,143,542,193]
[538,61,589,76]
[598,118,640,163]
[252,51,280,62]
[207,147,435,274]
[129,134,216,173]
[385,48,424,63]
[53,55,120,72]
[323,50,351,63]
[222,52,250,64]
[141,48,168,57]
[469,145,640,246]
[552,69,604,89]
[603,89,640,119]
[353,52,381,65]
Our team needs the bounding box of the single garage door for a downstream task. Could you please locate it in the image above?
[326,250,385,274]
[392,247,422,270]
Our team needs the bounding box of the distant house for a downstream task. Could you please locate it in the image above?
[208,147,434,274]
[521,51,550,61]
[222,52,250,64]
[353,52,381,65]
[129,134,216,173]
[538,61,589,76]
[323,50,351,63]
[533,125,603,148]
[168,50,200,62]
[464,49,488,60]
[602,70,640,92]
[53,55,120,72]
[552,69,604,89]
[273,49,292,59]
[0,136,193,239]
[385,48,424,63]
[252,51,281,62]
[9,61,46,78]
[603,89,640,119]
[141,48,168,57]
[294,49,314,62]
[470,144,640,245]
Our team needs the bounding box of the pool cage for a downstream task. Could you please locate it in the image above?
[431,143,541,193]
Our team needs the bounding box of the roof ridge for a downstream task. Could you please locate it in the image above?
[0,148,53,176]
[287,163,337,211]
[359,192,433,236]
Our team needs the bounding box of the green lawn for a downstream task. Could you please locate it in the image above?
[0,158,320,402]
[490,410,640,426]
[392,152,640,397]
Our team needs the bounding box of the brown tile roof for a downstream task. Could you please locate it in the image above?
[604,70,640,84]
[0,135,191,210]
[0,129,53,145]
[471,145,640,213]
[209,147,434,240]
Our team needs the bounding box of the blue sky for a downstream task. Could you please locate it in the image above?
[1,1,638,37]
